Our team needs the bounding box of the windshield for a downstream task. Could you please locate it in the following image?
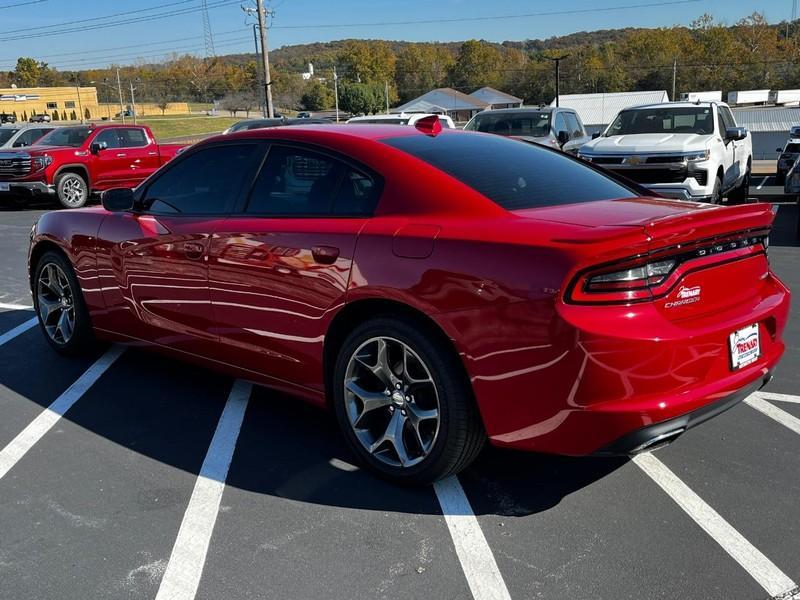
[350,118,410,125]
[465,112,551,137]
[606,107,714,136]
[383,132,636,210]
[0,129,19,144]
[37,126,92,148]
[784,143,800,153]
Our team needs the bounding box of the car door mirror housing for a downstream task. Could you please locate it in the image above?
[592,132,601,140]
[90,141,108,154]
[557,130,570,146]
[102,187,135,212]
[725,127,747,142]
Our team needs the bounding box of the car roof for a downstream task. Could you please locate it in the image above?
[474,106,563,115]
[625,101,726,110]
[215,122,436,144]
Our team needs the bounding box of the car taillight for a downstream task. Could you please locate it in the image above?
[586,259,676,292]
[32,156,52,171]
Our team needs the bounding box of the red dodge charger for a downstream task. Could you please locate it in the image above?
[28,119,790,483]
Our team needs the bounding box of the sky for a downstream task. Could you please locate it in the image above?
[0,0,793,71]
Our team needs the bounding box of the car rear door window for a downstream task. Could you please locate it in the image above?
[119,128,149,147]
[383,132,636,210]
[245,145,379,216]
[142,144,260,214]
[94,128,121,149]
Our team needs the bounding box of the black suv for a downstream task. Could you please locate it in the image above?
[0,113,17,124]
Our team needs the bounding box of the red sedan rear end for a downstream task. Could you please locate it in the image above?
[28,122,789,483]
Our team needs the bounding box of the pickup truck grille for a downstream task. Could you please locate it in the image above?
[0,155,31,178]
[609,167,688,184]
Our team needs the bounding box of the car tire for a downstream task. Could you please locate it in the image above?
[776,173,785,186]
[55,172,89,209]
[332,316,485,485]
[709,176,722,204]
[33,250,95,355]
[728,166,751,204]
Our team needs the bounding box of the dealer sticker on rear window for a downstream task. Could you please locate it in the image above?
[729,323,760,370]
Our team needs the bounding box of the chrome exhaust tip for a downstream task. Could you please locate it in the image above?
[629,428,686,455]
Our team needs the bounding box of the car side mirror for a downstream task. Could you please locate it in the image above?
[102,187,135,212]
[592,132,601,140]
[557,130,570,146]
[777,147,784,153]
[725,127,747,142]
[90,141,108,154]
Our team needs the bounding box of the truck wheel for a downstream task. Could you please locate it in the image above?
[775,173,785,186]
[728,167,751,204]
[55,172,88,209]
[710,176,722,204]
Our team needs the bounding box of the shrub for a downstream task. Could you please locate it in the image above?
[52,110,59,121]
[22,111,27,121]
[61,110,67,121]
[84,108,91,120]
[70,110,77,121]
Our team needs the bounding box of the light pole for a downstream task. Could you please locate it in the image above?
[546,54,569,107]
[73,74,85,124]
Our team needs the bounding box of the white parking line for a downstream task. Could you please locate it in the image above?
[754,391,800,404]
[0,317,37,346]
[745,395,800,437]
[433,476,512,600]
[756,177,769,190]
[634,453,797,598]
[0,302,33,311]
[155,379,251,600]
[0,345,124,481]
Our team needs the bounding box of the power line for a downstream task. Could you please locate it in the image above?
[270,0,704,29]
[0,0,47,8]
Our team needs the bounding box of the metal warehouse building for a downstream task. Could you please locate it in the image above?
[732,106,800,159]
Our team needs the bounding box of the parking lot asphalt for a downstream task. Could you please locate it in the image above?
[0,196,798,600]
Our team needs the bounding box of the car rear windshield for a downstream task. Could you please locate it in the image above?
[382,132,637,210]
[606,107,714,136]
[464,112,551,137]
[37,126,92,147]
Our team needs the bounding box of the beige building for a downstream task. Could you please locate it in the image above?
[0,86,99,121]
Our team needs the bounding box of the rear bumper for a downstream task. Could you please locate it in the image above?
[595,370,771,455]
[0,181,54,195]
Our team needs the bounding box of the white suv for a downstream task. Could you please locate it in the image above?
[578,102,752,203]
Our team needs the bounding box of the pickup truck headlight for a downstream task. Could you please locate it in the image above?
[32,156,53,171]
[577,153,592,162]
[684,149,710,162]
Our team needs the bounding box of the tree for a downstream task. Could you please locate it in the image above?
[337,40,396,84]
[338,83,383,115]
[220,91,257,117]
[84,108,91,120]
[14,57,43,86]
[300,81,333,111]
[448,40,504,90]
[51,110,59,121]
[396,44,454,101]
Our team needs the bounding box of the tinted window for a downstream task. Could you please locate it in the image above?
[94,128,121,149]
[143,144,259,214]
[383,132,636,210]
[785,143,800,153]
[564,112,583,137]
[607,107,713,135]
[13,128,51,147]
[720,106,736,129]
[0,129,19,144]
[37,126,92,148]
[553,113,568,135]
[465,112,550,137]
[119,128,148,147]
[246,145,378,216]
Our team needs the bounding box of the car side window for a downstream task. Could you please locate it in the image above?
[564,112,583,138]
[142,144,259,215]
[119,128,149,148]
[94,129,121,149]
[13,128,50,147]
[553,112,568,136]
[245,145,378,216]
[721,107,737,130]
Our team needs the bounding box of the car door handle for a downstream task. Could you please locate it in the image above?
[148,151,158,156]
[312,245,339,264]
[183,242,205,260]
[116,153,127,157]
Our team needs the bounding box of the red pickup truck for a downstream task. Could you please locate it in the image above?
[0,124,184,208]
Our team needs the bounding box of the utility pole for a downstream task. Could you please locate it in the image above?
[255,0,274,118]
[252,24,266,117]
[547,55,569,107]
[334,65,339,122]
[129,80,138,125]
[116,68,126,124]
[385,80,389,114]
[74,74,84,124]
[672,58,677,101]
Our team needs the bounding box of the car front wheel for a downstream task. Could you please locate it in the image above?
[333,316,484,484]
[33,251,95,354]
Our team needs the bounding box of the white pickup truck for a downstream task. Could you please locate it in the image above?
[577,102,752,203]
